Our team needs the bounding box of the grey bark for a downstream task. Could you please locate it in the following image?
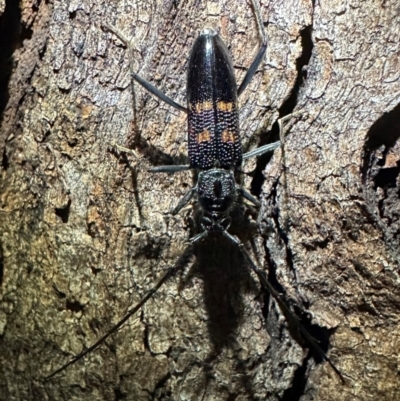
[0,0,399,400]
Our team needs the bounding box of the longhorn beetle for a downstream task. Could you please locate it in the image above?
[46,0,343,381]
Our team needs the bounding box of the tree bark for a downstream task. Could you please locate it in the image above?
[0,0,399,400]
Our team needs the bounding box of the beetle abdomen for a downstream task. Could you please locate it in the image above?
[187,29,241,169]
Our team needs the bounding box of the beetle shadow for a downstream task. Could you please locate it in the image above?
[175,204,270,398]
[178,204,261,349]
[192,236,258,350]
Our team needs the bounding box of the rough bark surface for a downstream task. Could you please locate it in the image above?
[0,0,399,400]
